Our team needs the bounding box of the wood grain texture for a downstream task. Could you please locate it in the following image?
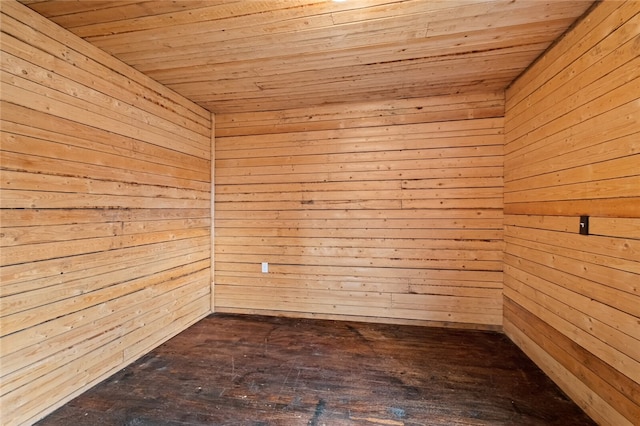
[17,0,594,114]
[0,2,212,425]
[35,314,596,426]
[503,2,640,425]
[215,93,505,328]
[1,2,633,426]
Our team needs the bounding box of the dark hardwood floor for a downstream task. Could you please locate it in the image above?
[37,314,595,425]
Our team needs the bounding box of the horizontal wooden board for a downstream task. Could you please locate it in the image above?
[2,104,208,166]
[215,93,505,137]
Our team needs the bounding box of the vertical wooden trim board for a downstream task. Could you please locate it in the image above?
[503,1,640,425]
[210,112,216,312]
[215,92,505,329]
[0,1,212,425]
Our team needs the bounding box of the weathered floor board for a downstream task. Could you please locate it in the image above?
[36,314,595,425]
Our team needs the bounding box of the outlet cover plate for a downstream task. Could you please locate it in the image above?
[579,216,589,235]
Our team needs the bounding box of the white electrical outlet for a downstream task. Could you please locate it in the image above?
[261,262,268,273]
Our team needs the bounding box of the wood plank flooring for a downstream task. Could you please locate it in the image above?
[35,314,595,426]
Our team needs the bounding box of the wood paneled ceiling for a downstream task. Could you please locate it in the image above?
[20,0,595,114]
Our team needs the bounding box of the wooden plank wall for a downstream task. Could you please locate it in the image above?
[503,1,639,425]
[215,92,505,328]
[0,2,213,425]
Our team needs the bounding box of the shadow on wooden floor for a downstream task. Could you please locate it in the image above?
[37,314,595,425]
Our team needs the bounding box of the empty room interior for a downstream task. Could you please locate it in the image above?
[0,0,638,425]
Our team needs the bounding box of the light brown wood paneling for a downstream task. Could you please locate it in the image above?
[215,92,505,328]
[18,0,594,114]
[503,1,640,425]
[0,2,212,425]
